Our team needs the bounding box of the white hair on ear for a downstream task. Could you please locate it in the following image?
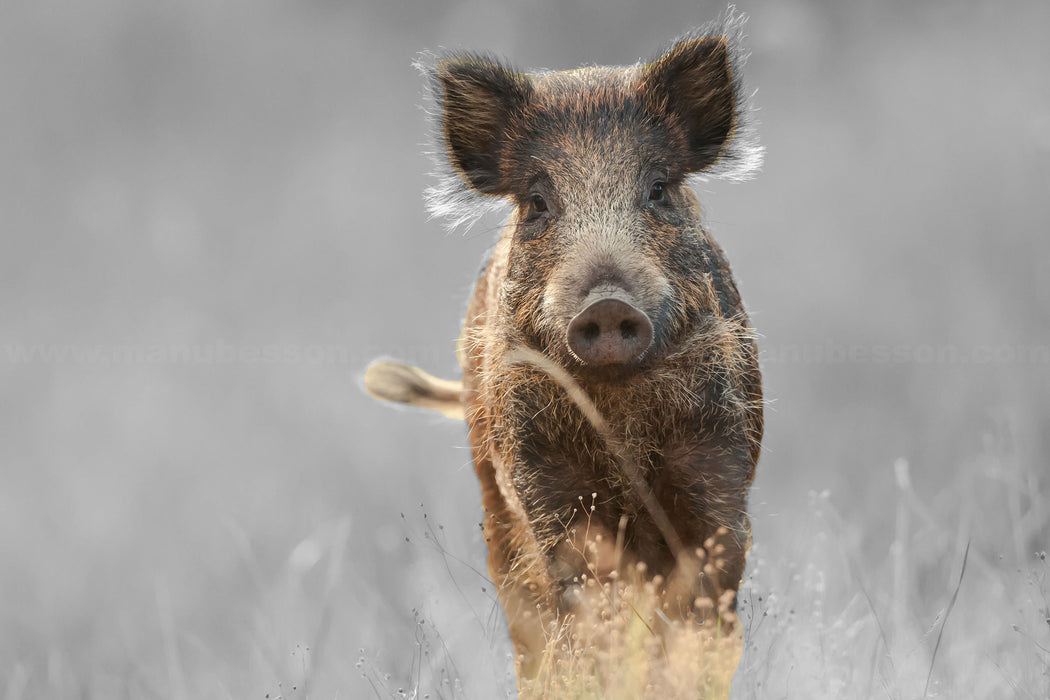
[413,51,513,233]
[681,5,765,184]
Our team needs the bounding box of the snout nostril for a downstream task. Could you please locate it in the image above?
[566,297,653,366]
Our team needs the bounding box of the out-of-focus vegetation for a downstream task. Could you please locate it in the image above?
[0,1,1047,698]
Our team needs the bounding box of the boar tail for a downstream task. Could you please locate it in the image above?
[364,361,464,420]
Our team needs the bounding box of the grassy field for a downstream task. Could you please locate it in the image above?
[344,456,1049,699]
[1,1,1048,698]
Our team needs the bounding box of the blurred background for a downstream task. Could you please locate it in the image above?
[1,1,1047,697]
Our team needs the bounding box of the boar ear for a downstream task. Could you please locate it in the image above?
[433,55,531,194]
[416,53,532,228]
[639,12,762,180]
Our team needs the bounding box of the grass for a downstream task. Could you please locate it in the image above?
[350,451,1049,699]
[726,463,1049,700]
[517,573,744,699]
[513,499,746,699]
[4,420,1043,700]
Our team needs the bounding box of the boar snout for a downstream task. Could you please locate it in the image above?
[567,292,653,366]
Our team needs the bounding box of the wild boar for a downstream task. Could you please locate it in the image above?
[366,10,764,682]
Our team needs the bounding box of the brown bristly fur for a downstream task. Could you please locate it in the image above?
[368,8,764,691]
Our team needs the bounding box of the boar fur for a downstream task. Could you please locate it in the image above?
[365,7,764,682]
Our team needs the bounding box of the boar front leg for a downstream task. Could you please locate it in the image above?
[509,451,622,612]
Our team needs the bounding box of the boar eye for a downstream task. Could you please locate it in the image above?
[648,181,666,202]
[530,193,549,214]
